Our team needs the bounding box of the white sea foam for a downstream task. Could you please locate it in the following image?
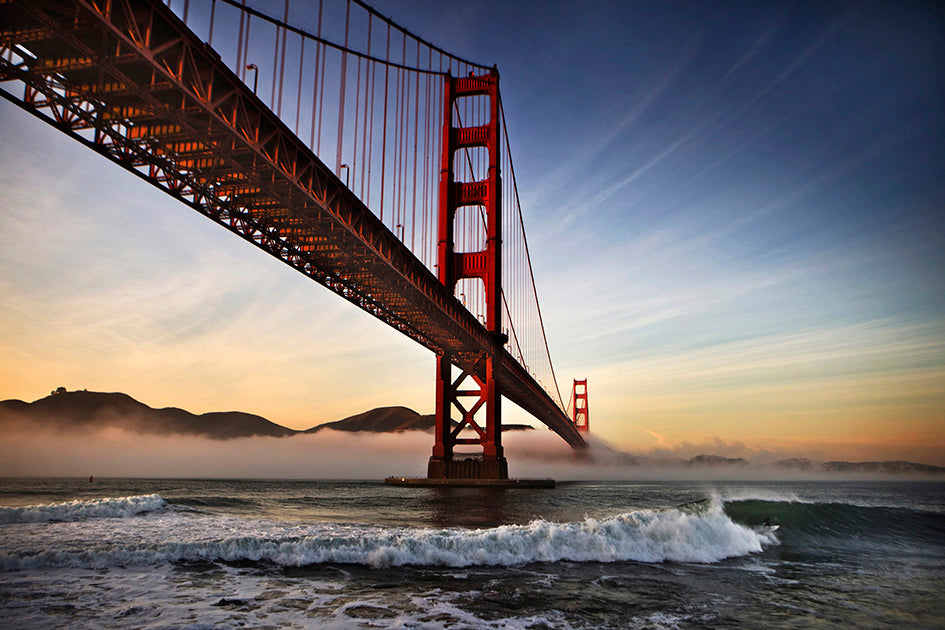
[0,498,776,570]
[714,487,807,504]
[0,563,576,630]
[0,494,166,524]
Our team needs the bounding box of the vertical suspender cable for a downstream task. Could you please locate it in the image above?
[437,53,444,267]
[336,0,351,176]
[309,0,323,151]
[410,39,420,251]
[359,17,372,199]
[270,10,280,106]
[316,1,327,156]
[366,48,376,207]
[276,0,289,116]
[235,0,245,75]
[379,23,390,222]
[394,36,405,232]
[295,37,304,135]
[420,46,431,266]
[425,56,432,266]
[352,53,362,192]
[397,34,408,234]
[241,14,252,82]
[208,0,216,46]
[399,34,407,235]
[391,61,401,230]
[393,48,401,232]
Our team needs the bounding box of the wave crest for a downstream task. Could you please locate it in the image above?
[0,494,166,524]
[344,505,773,568]
[723,498,945,543]
[1,500,775,570]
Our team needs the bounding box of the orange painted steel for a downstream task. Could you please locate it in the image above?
[571,379,589,433]
[0,0,587,451]
[429,70,508,479]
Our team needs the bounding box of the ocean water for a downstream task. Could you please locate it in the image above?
[0,479,943,629]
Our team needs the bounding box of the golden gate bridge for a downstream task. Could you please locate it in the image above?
[0,0,590,484]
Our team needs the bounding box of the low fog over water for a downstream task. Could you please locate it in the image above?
[1,422,939,481]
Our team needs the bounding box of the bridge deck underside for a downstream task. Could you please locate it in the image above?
[0,0,586,449]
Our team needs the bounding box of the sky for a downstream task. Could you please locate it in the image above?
[1,0,944,469]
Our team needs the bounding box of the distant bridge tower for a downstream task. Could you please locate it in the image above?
[428,69,507,481]
[571,379,589,433]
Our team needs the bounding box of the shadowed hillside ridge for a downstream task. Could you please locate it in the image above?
[0,391,531,440]
[304,406,437,433]
[776,457,945,474]
[0,391,294,439]
[303,407,536,433]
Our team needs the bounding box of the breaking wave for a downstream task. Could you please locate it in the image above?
[0,494,166,524]
[723,498,945,545]
[0,498,776,570]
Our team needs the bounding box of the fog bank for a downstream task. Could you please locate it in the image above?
[0,425,940,481]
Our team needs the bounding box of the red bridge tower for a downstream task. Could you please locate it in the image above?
[571,379,589,433]
[428,69,507,480]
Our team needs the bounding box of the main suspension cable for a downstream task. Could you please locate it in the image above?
[219,0,490,75]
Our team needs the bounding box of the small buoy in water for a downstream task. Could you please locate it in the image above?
[88,475,94,483]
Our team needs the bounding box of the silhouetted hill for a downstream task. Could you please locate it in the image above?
[774,457,817,471]
[0,391,295,440]
[0,391,536,440]
[305,406,536,434]
[688,454,748,467]
[305,406,437,433]
[774,458,945,474]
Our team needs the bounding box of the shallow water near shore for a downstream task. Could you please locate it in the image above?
[1,478,943,628]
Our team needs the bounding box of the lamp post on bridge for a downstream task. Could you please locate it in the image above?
[245,63,258,94]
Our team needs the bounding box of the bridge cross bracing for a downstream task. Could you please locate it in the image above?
[0,0,587,462]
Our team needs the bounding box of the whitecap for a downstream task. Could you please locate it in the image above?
[0,499,777,570]
[0,494,166,524]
